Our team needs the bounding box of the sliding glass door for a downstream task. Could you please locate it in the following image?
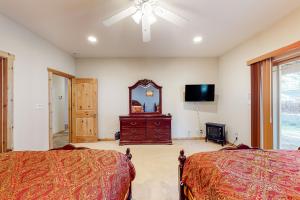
[273,60,300,150]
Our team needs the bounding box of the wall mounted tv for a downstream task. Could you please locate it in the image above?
[185,84,215,102]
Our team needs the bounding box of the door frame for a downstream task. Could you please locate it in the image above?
[48,68,75,149]
[0,50,14,153]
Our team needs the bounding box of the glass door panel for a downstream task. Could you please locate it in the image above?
[278,60,300,150]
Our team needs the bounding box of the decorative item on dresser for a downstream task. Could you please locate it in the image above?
[119,79,172,145]
[205,122,226,146]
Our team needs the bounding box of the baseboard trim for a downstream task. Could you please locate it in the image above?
[173,137,205,140]
[97,137,206,142]
[97,138,115,142]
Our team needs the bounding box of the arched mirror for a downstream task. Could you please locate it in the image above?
[129,79,162,115]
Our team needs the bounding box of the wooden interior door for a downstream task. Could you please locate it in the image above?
[0,57,8,153]
[72,78,98,143]
[0,57,3,153]
[0,52,14,153]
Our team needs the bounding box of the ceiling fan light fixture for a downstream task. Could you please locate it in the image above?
[149,13,157,25]
[132,10,142,24]
[103,0,187,42]
[154,6,163,16]
[132,10,157,25]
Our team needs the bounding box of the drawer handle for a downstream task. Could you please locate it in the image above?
[154,122,161,126]
[130,122,137,126]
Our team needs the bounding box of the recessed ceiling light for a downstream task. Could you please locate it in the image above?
[193,36,203,44]
[87,36,98,44]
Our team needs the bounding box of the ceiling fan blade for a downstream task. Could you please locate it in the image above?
[142,12,151,42]
[103,6,137,26]
[154,6,187,26]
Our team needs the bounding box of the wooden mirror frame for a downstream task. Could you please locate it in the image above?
[129,79,162,115]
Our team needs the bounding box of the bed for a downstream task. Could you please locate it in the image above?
[178,145,300,200]
[0,145,135,200]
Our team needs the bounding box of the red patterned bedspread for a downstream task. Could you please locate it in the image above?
[0,150,135,200]
[182,150,300,200]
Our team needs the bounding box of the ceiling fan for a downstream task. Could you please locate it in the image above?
[103,0,187,43]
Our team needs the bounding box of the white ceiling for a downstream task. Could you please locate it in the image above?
[0,0,300,58]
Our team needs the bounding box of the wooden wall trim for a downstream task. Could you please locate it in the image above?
[273,54,300,66]
[6,56,14,151]
[247,41,300,65]
[67,79,72,144]
[0,51,15,60]
[98,138,115,142]
[48,72,53,149]
[2,58,8,153]
[47,68,75,79]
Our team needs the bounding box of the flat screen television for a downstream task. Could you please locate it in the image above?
[185,84,215,102]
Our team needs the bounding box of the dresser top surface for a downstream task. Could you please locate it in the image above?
[120,114,172,119]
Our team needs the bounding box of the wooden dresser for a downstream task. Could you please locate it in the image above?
[120,79,172,145]
[119,115,172,145]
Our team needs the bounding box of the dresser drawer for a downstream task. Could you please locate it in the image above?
[121,127,145,136]
[147,128,170,140]
[121,119,146,128]
[121,128,146,141]
[147,119,171,129]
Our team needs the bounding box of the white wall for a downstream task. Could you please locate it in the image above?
[218,8,300,145]
[76,58,219,139]
[52,75,67,134]
[0,14,75,150]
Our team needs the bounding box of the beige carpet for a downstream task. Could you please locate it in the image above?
[75,140,223,200]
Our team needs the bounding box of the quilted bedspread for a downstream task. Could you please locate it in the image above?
[182,149,300,200]
[0,149,135,200]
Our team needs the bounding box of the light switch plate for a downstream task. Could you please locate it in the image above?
[35,104,44,109]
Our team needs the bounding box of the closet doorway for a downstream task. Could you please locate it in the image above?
[48,68,74,149]
[0,51,14,153]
